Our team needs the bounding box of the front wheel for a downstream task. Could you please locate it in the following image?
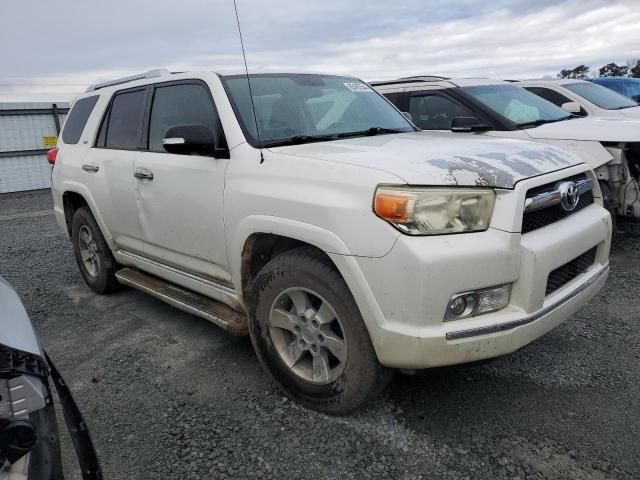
[248,247,391,414]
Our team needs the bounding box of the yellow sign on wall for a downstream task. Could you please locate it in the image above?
[42,136,57,147]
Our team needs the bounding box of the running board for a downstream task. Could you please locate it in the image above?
[115,268,248,335]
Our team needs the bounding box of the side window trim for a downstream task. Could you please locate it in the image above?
[93,85,150,151]
[143,79,229,157]
[94,104,111,148]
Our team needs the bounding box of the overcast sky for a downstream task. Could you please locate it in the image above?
[1,0,638,102]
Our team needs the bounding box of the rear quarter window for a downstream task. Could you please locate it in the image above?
[61,95,100,144]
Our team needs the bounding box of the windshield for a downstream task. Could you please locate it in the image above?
[566,82,639,109]
[462,84,571,127]
[221,73,414,147]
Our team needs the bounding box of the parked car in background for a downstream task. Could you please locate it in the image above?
[50,69,611,413]
[372,76,640,222]
[0,277,101,480]
[591,77,640,103]
[515,79,640,119]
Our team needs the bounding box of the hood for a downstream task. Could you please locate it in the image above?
[0,276,42,356]
[525,117,639,142]
[270,131,581,189]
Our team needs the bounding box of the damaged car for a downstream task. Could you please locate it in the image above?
[50,70,611,413]
[373,77,640,223]
[0,277,101,479]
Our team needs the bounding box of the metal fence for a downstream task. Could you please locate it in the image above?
[0,102,69,193]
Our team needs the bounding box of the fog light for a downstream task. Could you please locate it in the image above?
[449,296,467,316]
[445,284,511,321]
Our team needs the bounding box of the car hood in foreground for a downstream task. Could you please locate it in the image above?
[0,276,41,355]
[270,131,582,189]
[526,117,639,142]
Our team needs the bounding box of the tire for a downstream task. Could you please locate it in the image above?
[248,247,391,414]
[71,206,120,294]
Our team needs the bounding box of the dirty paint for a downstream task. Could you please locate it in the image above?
[275,131,582,189]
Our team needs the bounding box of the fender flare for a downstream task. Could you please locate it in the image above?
[60,181,116,250]
[230,215,352,292]
[229,215,390,353]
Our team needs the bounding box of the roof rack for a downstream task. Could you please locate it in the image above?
[369,75,450,87]
[401,75,450,81]
[85,69,172,92]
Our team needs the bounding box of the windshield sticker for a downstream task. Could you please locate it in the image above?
[344,82,373,93]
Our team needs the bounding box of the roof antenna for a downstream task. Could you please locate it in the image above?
[233,0,264,164]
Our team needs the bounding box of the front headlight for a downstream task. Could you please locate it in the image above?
[374,186,496,235]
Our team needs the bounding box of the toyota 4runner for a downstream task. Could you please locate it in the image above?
[50,69,611,413]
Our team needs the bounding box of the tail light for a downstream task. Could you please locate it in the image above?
[47,147,59,165]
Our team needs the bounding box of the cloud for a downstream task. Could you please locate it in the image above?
[0,0,638,101]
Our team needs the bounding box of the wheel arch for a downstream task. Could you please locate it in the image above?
[60,184,114,250]
[231,217,388,355]
[62,190,89,236]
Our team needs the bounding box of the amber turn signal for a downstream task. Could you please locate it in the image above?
[374,190,410,222]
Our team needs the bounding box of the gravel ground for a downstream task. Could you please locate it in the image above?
[1,190,638,480]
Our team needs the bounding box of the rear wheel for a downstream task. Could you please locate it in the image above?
[71,206,120,294]
[248,247,391,414]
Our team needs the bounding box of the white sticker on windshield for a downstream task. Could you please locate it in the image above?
[344,82,373,93]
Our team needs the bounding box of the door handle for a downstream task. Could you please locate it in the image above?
[81,164,99,173]
[134,168,154,180]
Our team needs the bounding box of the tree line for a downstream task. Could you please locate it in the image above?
[558,60,640,79]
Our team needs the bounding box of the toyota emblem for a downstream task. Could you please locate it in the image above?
[559,181,580,212]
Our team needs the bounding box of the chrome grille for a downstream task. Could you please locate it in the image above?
[522,174,594,234]
[546,247,597,296]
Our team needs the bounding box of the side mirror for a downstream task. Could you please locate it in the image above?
[402,112,413,122]
[560,102,583,114]
[451,116,491,133]
[162,124,227,157]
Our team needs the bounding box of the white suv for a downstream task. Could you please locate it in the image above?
[516,78,640,120]
[373,76,640,222]
[50,70,611,413]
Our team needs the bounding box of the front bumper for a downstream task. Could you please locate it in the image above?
[369,264,608,368]
[351,180,611,369]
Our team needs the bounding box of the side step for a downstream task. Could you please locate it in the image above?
[115,268,248,335]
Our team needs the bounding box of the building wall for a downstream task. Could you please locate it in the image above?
[0,102,69,194]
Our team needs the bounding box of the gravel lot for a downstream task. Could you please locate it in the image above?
[1,190,638,480]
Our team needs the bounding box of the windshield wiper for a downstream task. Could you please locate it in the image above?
[262,128,407,147]
[517,116,573,128]
[337,127,407,138]
[262,134,339,147]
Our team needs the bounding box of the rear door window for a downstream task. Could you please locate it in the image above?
[61,95,99,144]
[147,83,222,153]
[105,89,148,150]
[409,94,473,130]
